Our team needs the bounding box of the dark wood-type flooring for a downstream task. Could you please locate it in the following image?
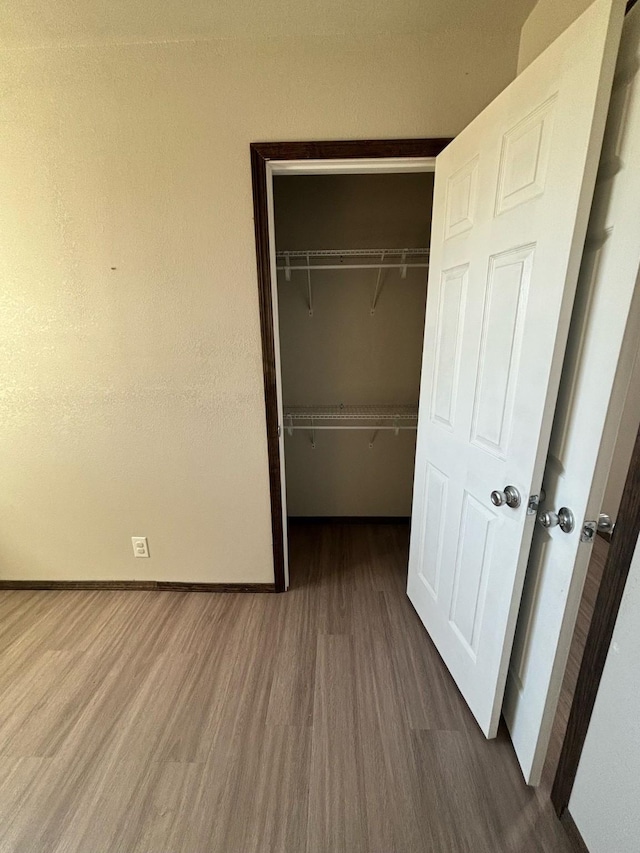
[0,522,586,852]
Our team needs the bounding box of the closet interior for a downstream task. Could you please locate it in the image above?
[273,171,435,526]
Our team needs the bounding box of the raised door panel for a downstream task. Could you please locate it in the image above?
[471,245,535,458]
[431,264,469,430]
[448,493,498,659]
[414,463,449,601]
[445,157,479,238]
[495,95,558,216]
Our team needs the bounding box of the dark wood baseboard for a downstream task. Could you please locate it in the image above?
[0,580,276,593]
[158,581,275,593]
[560,810,590,853]
[288,516,410,524]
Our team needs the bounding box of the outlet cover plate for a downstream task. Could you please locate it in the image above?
[131,536,150,558]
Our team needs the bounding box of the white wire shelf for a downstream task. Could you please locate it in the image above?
[285,404,418,422]
[283,404,418,448]
[275,248,429,315]
[276,248,429,273]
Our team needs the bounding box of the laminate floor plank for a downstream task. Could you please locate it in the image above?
[0,591,54,648]
[266,536,319,728]
[307,633,368,853]
[0,522,573,852]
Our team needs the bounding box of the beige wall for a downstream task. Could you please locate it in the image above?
[518,0,593,72]
[0,31,519,582]
[275,173,433,516]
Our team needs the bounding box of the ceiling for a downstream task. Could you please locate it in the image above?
[1,0,538,49]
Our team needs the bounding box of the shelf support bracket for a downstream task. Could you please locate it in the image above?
[284,252,291,282]
[306,253,313,316]
[371,251,385,315]
[400,249,407,279]
[287,414,293,437]
[394,418,400,437]
[369,429,379,449]
[310,422,316,449]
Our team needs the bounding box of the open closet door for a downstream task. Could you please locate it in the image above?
[504,0,640,784]
[407,0,625,738]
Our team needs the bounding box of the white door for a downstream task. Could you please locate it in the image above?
[407,0,625,738]
[504,0,640,784]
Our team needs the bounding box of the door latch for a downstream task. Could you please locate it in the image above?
[581,514,615,543]
[527,489,546,515]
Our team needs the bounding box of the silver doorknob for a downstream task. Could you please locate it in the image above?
[490,485,521,509]
[597,513,614,533]
[538,507,575,533]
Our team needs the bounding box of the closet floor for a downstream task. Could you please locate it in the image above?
[0,522,573,852]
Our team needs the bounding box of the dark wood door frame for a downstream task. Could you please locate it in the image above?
[552,420,640,815]
[250,138,451,591]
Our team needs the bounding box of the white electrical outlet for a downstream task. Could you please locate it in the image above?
[131,536,150,558]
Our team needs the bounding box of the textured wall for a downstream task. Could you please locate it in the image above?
[0,32,518,582]
[518,0,593,72]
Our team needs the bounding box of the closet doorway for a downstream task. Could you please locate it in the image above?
[276,174,432,517]
[251,140,450,590]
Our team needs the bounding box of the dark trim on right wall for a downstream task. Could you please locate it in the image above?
[552,422,640,815]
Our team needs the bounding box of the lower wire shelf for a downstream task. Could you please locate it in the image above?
[283,404,418,448]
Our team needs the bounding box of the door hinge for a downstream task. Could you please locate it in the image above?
[581,514,614,543]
